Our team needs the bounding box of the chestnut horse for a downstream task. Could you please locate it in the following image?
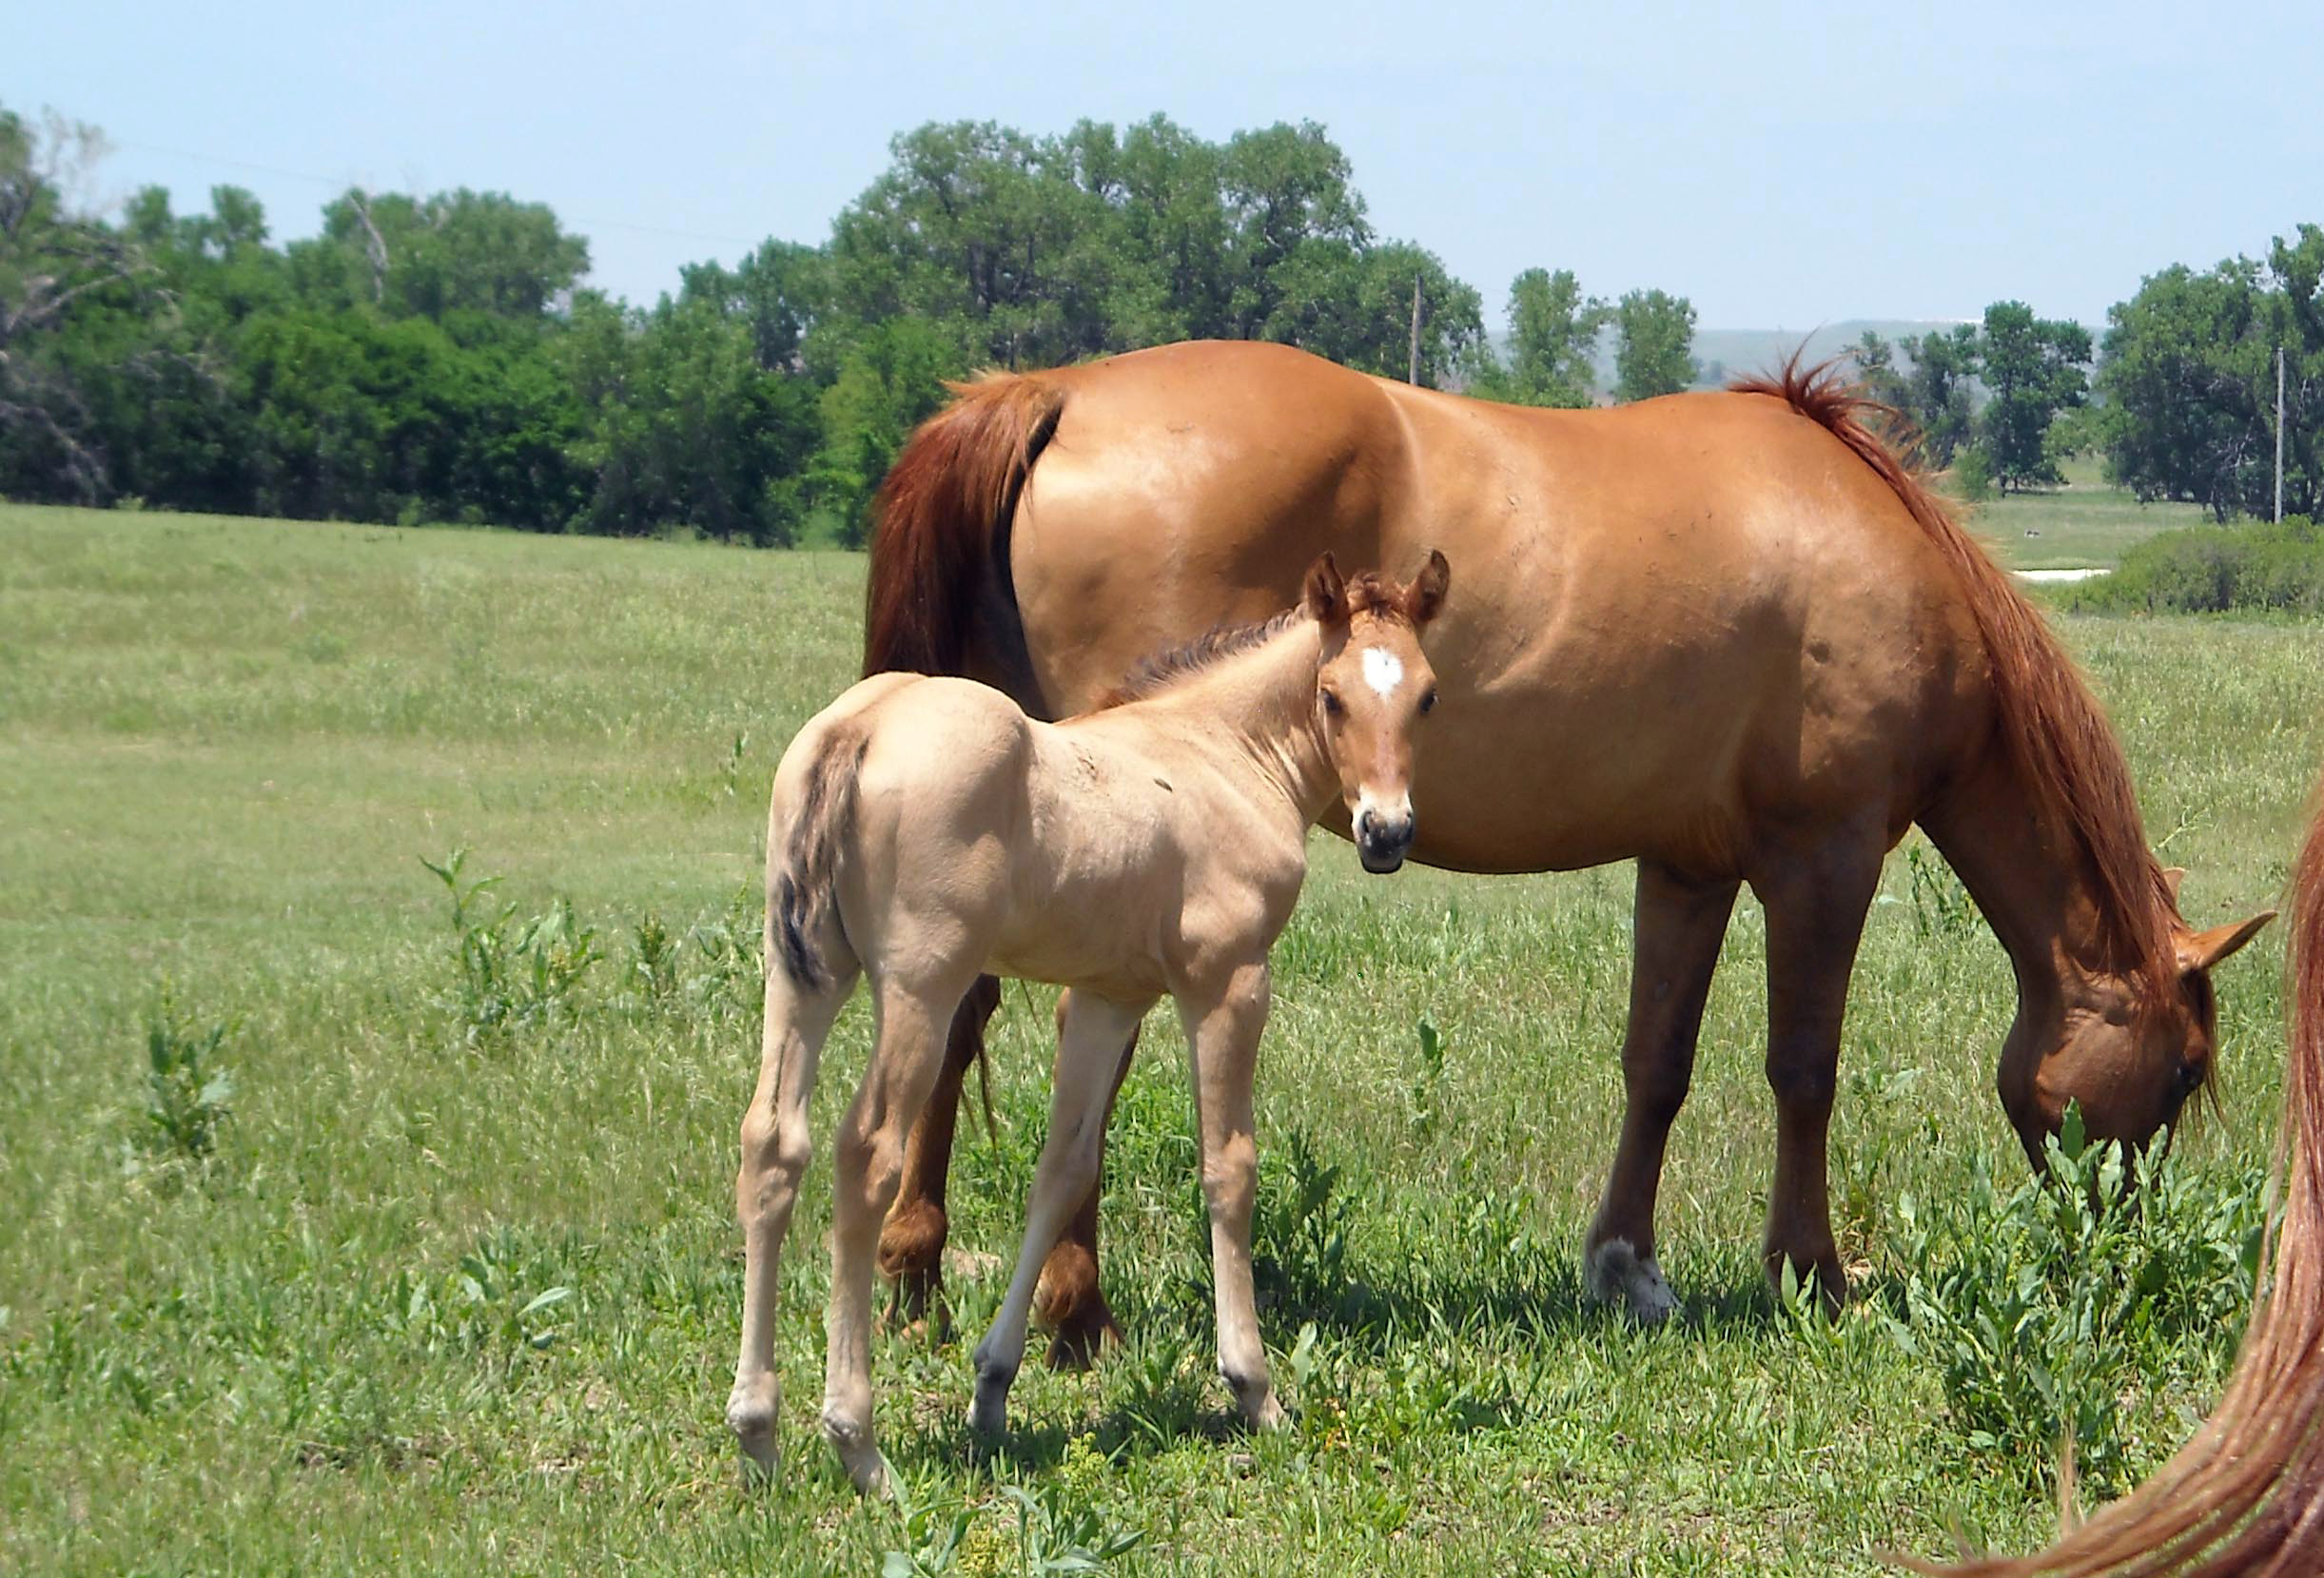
[728,553,1447,1491]
[1924,770,2324,1573]
[863,340,2274,1355]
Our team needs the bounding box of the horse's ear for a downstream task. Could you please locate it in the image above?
[2178,910,2275,974]
[2159,867,2187,906]
[1304,553,1348,626]
[1402,550,1450,627]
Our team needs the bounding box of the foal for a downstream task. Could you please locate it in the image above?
[726,551,1450,1492]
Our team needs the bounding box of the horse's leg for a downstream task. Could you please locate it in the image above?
[727,948,858,1479]
[1035,1009,1139,1370]
[1585,860,1739,1322]
[1178,962,1286,1431]
[822,962,983,1494]
[968,990,1152,1437]
[877,974,1001,1336]
[1753,827,1885,1311]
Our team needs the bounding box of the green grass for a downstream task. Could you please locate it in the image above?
[1965,458,2216,572]
[4,503,2321,1575]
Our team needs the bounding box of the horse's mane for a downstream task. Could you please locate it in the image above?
[1731,353,2178,1000]
[1909,779,2324,1575]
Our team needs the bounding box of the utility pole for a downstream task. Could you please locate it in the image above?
[1408,274,1422,386]
[2277,343,2287,524]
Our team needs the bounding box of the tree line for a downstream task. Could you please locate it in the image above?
[2,102,2315,537]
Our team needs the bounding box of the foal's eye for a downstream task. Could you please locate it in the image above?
[1319,689,1344,718]
[1419,687,1438,714]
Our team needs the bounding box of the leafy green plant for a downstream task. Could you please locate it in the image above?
[1905,842,1978,940]
[1890,1105,2265,1497]
[132,988,237,1168]
[1254,1128,1350,1318]
[879,1444,1140,1578]
[420,848,602,1043]
[2067,515,2324,616]
[1408,1017,1447,1135]
[627,909,678,1003]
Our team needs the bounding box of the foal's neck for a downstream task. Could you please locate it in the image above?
[1131,621,1337,823]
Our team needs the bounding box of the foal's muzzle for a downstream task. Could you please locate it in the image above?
[1356,805,1416,874]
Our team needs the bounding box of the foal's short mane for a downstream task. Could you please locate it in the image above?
[1732,354,2178,999]
[1092,573,1419,711]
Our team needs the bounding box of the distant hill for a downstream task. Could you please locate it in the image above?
[1682,321,1972,388]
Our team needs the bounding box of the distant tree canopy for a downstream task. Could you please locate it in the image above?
[3,97,2315,535]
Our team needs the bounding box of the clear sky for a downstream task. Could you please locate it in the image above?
[10,0,2317,331]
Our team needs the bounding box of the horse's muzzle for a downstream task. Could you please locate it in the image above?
[1356,808,1415,873]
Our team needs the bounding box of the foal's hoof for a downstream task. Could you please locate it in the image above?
[727,1385,779,1481]
[967,1372,1014,1439]
[820,1409,887,1496]
[1587,1237,1677,1325]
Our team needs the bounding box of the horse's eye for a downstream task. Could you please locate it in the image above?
[1320,689,1344,718]
[2174,1061,2205,1098]
[1419,687,1438,714]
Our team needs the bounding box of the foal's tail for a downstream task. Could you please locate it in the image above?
[1912,778,2324,1575]
[862,370,1064,700]
[771,724,870,994]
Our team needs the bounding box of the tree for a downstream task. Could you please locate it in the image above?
[1893,324,1981,468]
[1471,267,1607,407]
[1974,301,2092,493]
[2099,233,2320,521]
[1612,288,1696,401]
[288,188,589,322]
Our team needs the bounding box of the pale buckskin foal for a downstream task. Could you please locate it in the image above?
[726,551,1450,1493]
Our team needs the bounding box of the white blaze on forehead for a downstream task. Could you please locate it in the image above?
[1359,646,1404,699]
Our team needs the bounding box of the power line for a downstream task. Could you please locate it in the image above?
[109,137,763,250]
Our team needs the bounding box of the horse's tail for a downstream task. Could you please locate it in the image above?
[1730,355,2177,1002]
[862,370,1065,692]
[1903,777,2324,1576]
[771,723,870,994]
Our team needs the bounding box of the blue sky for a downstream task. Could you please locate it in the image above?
[10,0,2317,330]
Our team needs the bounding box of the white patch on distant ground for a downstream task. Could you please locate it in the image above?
[1588,1237,1677,1324]
[2016,567,2112,583]
[1361,647,1403,698]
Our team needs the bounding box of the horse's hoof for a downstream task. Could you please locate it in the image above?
[1042,1292,1123,1371]
[1588,1237,1677,1325]
[967,1374,1011,1439]
[728,1385,780,1479]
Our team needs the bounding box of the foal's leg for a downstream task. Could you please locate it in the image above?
[1035,1008,1140,1370]
[1585,860,1738,1322]
[1752,828,1885,1311]
[968,990,1152,1437]
[727,953,858,1478]
[878,973,1002,1335]
[822,961,985,1493]
[1178,962,1285,1431]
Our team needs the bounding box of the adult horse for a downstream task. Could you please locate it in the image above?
[861,339,2273,1354]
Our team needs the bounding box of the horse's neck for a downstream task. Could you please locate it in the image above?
[1921,743,2147,1008]
[1131,625,1334,823]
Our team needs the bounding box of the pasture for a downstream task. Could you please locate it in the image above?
[3,500,2319,1575]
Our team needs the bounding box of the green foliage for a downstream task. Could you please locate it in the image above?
[2065,514,2324,614]
[1904,843,1979,939]
[1612,287,1697,401]
[1891,1109,2265,1498]
[1853,324,1982,467]
[420,848,602,1044]
[2101,227,2323,521]
[133,988,237,1167]
[1468,267,1605,407]
[1951,442,1995,501]
[1977,302,2092,494]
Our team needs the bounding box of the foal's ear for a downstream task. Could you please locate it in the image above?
[1303,552,1348,626]
[1401,549,1450,627]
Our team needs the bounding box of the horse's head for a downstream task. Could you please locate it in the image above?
[1303,550,1450,874]
[2000,870,2274,1162]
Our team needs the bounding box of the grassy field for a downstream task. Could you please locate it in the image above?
[1967,458,2214,572]
[4,502,2320,1575]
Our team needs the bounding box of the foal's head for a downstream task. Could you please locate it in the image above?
[1303,551,1451,874]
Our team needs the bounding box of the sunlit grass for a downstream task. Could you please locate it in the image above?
[3,502,2318,1574]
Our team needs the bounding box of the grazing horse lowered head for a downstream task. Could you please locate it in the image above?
[726,550,1449,1493]
[856,340,2276,1354]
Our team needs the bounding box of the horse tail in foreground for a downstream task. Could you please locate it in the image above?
[862,371,1064,685]
[1731,358,2177,995]
[1915,779,2324,1575]
[771,724,869,993]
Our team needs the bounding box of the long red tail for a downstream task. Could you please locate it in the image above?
[1914,770,2324,1574]
[861,371,1064,692]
